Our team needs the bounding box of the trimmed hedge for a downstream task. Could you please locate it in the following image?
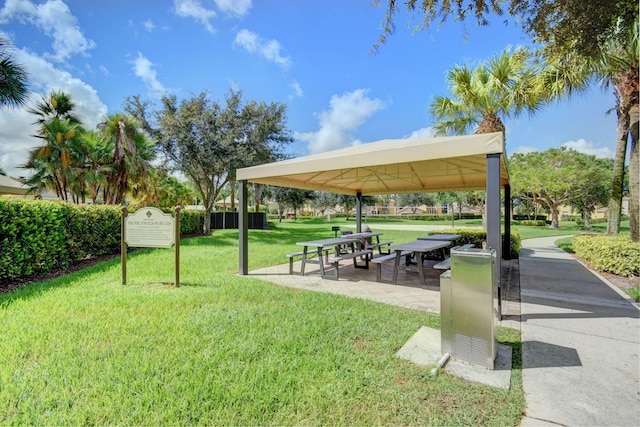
[425,228,521,259]
[511,220,547,227]
[573,234,640,277]
[0,199,204,282]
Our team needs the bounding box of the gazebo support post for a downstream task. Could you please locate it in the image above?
[486,153,502,306]
[503,184,511,260]
[239,179,248,275]
[356,192,362,233]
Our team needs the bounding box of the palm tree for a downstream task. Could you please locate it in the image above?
[598,21,639,240]
[430,47,546,137]
[24,91,87,202]
[24,116,83,201]
[99,114,155,205]
[0,36,29,109]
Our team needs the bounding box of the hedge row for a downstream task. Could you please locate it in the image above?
[424,228,521,259]
[511,220,548,227]
[0,199,204,282]
[573,234,640,277]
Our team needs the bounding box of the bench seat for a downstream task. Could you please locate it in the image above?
[286,248,330,275]
[370,250,412,282]
[365,240,392,255]
[327,249,373,280]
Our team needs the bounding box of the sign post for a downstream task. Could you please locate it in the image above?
[174,206,181,287]
[121,206,181,286]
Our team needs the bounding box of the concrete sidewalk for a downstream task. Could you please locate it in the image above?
[519,236,640,426]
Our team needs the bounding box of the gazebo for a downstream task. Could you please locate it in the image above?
[236,132,511,286]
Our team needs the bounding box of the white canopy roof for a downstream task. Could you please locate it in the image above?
[237,132,508,195]
[0,175,29,195]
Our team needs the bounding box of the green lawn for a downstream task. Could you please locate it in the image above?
[0,217,557,425]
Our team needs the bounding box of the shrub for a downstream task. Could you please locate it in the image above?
[425,228,521,258]
[573,234,640,277]
[513,220,547,227]
[0,199,205,282]
[575,217,608,226]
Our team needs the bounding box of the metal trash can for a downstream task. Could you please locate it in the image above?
[440,246,498,369]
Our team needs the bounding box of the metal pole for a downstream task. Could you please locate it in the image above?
[174,205,181,287]
[238,180,248,275]
[121,206,127,285]
[356,192,362,233]
[503,184,511,260]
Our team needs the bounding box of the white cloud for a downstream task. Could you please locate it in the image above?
[0,0,95,62]
[173,0,216,34]
[143,19,155,32]
[214,0,252,16]
[234,29,291,68]
[289,81,303,99]
[294,89,385,153]
[131,52,167,97]
[404,127,436,139]
[513,146,538,155]
[0,47,108,177]
[562,138,613,158]
[99,65,110,77]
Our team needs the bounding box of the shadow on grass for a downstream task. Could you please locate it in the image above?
[0,249,153,308]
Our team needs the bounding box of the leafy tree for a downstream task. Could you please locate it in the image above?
[0,36,29,109]
[311,191,338,216]
[225,93,293,210]
[131,168,195,208]
[125,90,292,233]
[151,92,233,233]
[373,0,637,60]
[510,147,613,228]
[430,47,546,137]
[397,193,435,213]
[569,157,614,227]
[270,186,314,221]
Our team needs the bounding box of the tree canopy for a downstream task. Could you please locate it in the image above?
[509,147,613,228]
[373,0,638,59]
[0,36,29,109]
[126,90,292,233]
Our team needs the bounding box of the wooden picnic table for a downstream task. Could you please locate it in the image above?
[388,240,452,286]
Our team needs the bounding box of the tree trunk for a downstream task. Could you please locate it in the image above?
[629,103,639,242]
[584,211,591,228]
[550,205,560,229]
[607,109,629,235]
[253,183,261,213]
[203,207,211,234]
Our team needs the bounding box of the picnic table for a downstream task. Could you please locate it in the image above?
[416,234,462,259]
[388,240,452,286]
[417,233,462,241]
[295,236,365,278]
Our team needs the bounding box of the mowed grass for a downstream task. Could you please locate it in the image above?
[0,220,524,425]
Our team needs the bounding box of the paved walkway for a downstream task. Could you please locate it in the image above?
[519,236,639,426]
[249,235,640,426]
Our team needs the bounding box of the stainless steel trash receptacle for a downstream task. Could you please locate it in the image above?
[440,246,497,369]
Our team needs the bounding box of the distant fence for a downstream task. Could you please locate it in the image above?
[211,212,267,229]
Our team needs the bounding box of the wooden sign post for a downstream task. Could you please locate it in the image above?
[121,206,181,287]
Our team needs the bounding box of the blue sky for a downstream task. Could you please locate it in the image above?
[0,0,617,178]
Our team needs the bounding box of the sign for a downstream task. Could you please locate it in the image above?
[125,207,175,248]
